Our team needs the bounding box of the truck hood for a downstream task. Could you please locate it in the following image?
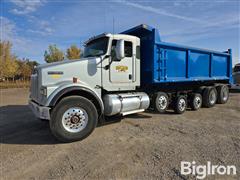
[38,57,102,89]
[37,57,99,70]
[30,56,102,106]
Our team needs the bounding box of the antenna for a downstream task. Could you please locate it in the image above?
[112,17,115,35]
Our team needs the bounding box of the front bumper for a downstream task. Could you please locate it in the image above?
[29,100,51,120]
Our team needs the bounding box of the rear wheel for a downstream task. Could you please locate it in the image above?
[50,96,98,142]
[216,85,229,104]
[202,87,217,108]
[174,95,187,114]
[189,93,202,110]
[154,92,169,113]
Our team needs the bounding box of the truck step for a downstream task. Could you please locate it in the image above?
[121,109,145,116]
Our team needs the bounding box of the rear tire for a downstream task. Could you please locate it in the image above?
[153,92,169,113]
[189,93,202,110]
[202,87,217,108]
[174,95,187,114]
[216,85,229,104]
[50,96,98,142]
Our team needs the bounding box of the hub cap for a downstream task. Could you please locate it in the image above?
[158,96,167,110]
[62,107,88,133]
[178,98,186,112]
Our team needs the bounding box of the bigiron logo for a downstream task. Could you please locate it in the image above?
[181,161,237,179]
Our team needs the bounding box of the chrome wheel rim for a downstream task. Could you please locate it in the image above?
[62,107,88,133]
[209,90,216,104]
[178,98,186,112]
[194,96,201,108]
[158,96,167,110]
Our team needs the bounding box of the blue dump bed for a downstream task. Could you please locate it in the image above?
[122,24,233,85]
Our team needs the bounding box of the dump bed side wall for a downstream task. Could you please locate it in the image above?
[121,25,232,86]
[150,43,232,84]
[152,44,231,83]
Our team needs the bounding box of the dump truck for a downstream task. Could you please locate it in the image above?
[29,24,233,142]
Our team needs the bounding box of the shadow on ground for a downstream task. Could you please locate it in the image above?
[0,105,59,145]
[0,105,152,145]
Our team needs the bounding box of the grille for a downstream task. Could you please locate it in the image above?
[30,74,39,101]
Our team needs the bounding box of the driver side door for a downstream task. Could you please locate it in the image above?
[109,40,134,83]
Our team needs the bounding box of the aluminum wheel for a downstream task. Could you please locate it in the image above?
[222,87,228,101]
[178,98,186,112]
[62,107,88,133]
[209,90,217,104]
[158,96,168,110]
[194,96,202,108]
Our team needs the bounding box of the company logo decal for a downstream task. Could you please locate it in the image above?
[48,71,63,79]
[116,65,128,72]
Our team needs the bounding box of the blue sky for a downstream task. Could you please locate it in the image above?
[1,0,239,65]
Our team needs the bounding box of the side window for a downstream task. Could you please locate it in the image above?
[124,41,132,57]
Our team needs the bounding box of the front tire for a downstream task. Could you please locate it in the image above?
[50,96,98,142]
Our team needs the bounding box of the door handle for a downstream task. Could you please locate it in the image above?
[129,74,132,80]
[104,65,110,70]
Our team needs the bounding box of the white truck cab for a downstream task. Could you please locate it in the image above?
[29,33,149,142]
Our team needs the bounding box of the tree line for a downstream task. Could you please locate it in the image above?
[44,44,81,63]
[0,41,82,81]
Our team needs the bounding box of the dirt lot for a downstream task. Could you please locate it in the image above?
[0,88,240,179]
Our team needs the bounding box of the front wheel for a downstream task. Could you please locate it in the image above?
[50,96,98,142]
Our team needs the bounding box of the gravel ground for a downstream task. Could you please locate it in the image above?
[0,88,239,180]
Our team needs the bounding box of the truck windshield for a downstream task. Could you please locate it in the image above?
[83,37,109,58]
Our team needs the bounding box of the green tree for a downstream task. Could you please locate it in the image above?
[44,44,64,63]
[66,45,81,60]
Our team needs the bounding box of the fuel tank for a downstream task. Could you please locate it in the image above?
[103,92,150,116]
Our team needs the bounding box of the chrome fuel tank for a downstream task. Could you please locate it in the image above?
[103,92,150,116]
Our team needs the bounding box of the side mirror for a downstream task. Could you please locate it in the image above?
[115,39,125,60]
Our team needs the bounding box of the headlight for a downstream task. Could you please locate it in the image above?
[40,86,47,96]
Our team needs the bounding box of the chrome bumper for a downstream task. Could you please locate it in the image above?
[29,100,51,120]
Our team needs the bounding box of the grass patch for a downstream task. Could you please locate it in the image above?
[0,81,30,89]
